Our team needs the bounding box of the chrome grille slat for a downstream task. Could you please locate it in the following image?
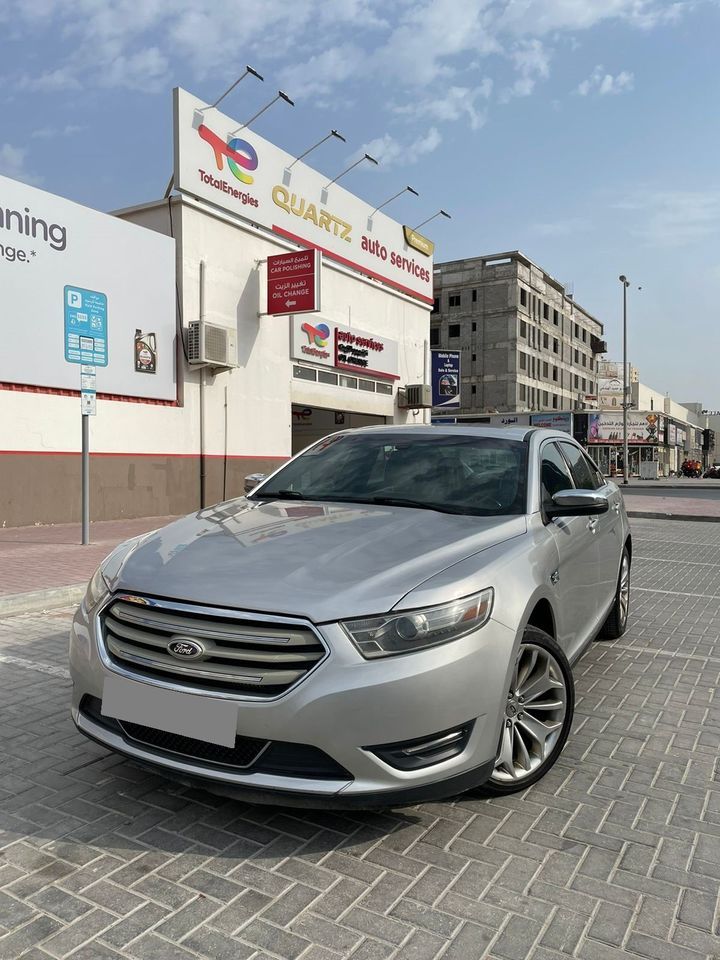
[111,602,317,647]
[101,596,327,697]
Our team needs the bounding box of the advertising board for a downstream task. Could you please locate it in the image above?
[0,173,176,400]
[267,249,320,316]
[588,411,662,444]
[290,316,398,380]
[431,350,460,408]
[530,412,573,434]
[174,88,433,305]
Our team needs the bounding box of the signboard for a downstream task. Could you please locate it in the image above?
[588,411,662,444]
[530,412,573,434]
[267,249,320,316]
[174,88,433,305]
[668,423,678,446]
[0,173,176,400]
[80,363,96,415]
[597,361,632,408]
[431,350,461,408]
[402,227,434,257]
[64,286,108,366]
[290,316,398,380]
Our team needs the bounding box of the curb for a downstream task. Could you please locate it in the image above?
[0,583,86,618]
[627,511,720,524]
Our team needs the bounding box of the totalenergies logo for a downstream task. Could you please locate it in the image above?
[302,321,330,348]
[197,123,258,185]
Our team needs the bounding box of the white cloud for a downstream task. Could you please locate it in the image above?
[0,143,42,185]
[102,46,170,91]
[31,124,84,139]
[393,81,492,130]
[617,189,720,245]
[17,66,81,92]
[578,65,634,95]
[279,44,364,98]
[501,38,551,100]
[359,127,442,168]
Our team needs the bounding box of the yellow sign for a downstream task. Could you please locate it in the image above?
[403,226,434,257]
[272,185,352,242]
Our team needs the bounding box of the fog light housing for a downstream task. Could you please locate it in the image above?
[366,721,474,771]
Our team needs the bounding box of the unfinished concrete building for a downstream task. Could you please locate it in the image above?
[431,252,607,414]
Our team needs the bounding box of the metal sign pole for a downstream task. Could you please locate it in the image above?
[81,413,90,544]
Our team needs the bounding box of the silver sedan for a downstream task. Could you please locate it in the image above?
[69,426,631,807]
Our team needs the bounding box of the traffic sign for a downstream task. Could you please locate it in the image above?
[266,249,320,316]
[64,286,108,366]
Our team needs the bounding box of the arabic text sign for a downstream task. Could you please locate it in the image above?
[267,249,319,316]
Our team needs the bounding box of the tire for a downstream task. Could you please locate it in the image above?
[597,548,630,641]
[480,626,574,796]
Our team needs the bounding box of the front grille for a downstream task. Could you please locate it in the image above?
[79,696,352,781]
[100,596,327,697]
[120,721,268,768]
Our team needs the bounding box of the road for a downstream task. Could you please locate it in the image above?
[1,517,720,960]
[622,485,720,501]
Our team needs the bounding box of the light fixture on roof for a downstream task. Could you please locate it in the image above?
[367,185,419,231]
[209,65,264,110]
[320,153,378,204]
[282,130,346,186]
[413,209,451,231]
[231,90,295,134]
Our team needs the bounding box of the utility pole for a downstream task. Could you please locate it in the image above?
[619,275,630,485]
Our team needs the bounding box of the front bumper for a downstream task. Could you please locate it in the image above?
[69,596,518,807]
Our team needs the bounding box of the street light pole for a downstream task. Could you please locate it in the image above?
[619,275,630,485]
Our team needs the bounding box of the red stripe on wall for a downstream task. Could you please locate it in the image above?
[271,225,435,306]
[0,381,180,406]
[0,450,287,460]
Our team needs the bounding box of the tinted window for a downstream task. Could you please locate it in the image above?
[255,433,529,517]
[541,442,574,510]
[559,442,600,490]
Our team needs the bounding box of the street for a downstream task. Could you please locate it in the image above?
[623,485,720,502]
[1,517,719,960]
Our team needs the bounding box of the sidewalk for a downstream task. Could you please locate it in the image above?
[0,516,177,615]
[623,493,720,522]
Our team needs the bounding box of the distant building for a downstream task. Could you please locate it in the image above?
[431,251,607,415]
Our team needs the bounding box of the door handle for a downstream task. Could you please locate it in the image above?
[587,518,598,533]
[612,502,620,514]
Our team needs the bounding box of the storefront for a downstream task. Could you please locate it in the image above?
[0,87,432,526]
[584,411,665,478]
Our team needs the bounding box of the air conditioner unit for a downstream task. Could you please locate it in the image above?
[400,384,432,408]
[187,320,238,367]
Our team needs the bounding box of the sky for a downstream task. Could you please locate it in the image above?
[1,0,719,407]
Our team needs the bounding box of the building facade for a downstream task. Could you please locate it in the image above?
[430,252,607,415]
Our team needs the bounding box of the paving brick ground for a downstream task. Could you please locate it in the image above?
[0,518,177,598]
[1,517,720,959]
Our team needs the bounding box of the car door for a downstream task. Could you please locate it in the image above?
[540,440,599,659]
[558,441,620,622]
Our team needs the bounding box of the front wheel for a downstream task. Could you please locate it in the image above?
[482,627,574,796]
[597,548,630,641]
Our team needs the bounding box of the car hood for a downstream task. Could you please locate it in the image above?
[111,499,527,621]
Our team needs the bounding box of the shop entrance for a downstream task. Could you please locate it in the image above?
[291,405,388,454]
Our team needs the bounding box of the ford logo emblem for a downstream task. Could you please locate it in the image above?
[167,637,205,660]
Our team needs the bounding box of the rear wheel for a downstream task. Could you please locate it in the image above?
[483,627,574,795]
[597,549,630,641]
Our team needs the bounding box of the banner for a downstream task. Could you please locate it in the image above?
[588,411,662,444]
[530,412,573,434]
[431,350,461,408]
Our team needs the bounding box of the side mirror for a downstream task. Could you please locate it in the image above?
[547,489,609,518]
[244,473,267,495]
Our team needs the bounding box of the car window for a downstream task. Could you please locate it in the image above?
[584,454,606,488]
[540,442,574,510]
[559,441,601,490]
[253,432,529,517]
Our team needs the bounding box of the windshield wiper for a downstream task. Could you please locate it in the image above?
[361,496,467,515]
[254,489,309,501]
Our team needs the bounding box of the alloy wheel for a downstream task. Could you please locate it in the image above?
[618,554,630,628]
[491,642,568,784]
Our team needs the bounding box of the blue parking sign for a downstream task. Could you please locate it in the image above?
[64,286,108,366]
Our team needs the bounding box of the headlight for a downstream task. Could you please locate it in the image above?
[84,565,110,610]
[82,534,148,611]
[342,589,494,659]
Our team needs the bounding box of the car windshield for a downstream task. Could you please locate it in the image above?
[252,432,528,517]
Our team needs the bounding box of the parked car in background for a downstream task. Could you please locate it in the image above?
[70,426,631,807]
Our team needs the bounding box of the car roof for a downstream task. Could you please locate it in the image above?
[340,424,577,443]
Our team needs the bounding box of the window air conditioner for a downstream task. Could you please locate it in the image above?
[400,384,433,408]
[187,320,238,367]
